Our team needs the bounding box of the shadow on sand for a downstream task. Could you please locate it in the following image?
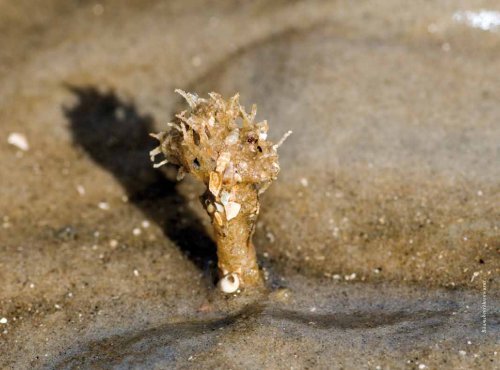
[50,301,455,369]
[64,85,217,277]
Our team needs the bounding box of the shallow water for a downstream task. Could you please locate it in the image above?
[47,278,499,369]
[0,0,498,368]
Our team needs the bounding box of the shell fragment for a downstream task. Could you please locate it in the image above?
[7,133,29,151]
[209,172,222,196]
[224,201,241,221]
[219,273,240,293]
[216,152,231,173]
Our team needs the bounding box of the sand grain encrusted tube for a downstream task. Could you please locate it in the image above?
[151,90,291,292]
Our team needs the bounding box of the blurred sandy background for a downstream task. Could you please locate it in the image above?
[0,1,498,368]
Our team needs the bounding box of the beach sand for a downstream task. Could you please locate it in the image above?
[0,1,498,368]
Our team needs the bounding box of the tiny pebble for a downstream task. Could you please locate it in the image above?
[98,202,110,210]
[0,318,7,324]
[419,364,426,369]
[300,177,308,187]
[132,228,142,236]
[7,133,29,151]
[345,273,356,281]
[133,269,139,277]
[266,232,275,243]
[141,220,150,228]
[109,239,118,248]
[76,185,86,196]
[459,350,466,356]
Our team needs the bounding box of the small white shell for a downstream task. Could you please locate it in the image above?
[209,172,222,196]
[223,162,234,181]
[7,133,29,151]
[214,211,224,226]
[225,128,239,145]
[216,152,231,173]
[214,202,224,213]
[219,273,240,293]
[224,201,241,221]
[256,120,269,141]
[220,190,231,205]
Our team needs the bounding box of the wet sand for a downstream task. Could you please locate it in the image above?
[0,0,498,368]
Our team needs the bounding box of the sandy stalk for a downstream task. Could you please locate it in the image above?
[150,90,290,292]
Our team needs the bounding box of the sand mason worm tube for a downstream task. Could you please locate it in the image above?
[150,90,291,292]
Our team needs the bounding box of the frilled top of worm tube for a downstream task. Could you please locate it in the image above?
[150,90,291,195]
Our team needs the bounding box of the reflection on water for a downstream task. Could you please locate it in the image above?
[49,287,500,369]
[453,10,500,32]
